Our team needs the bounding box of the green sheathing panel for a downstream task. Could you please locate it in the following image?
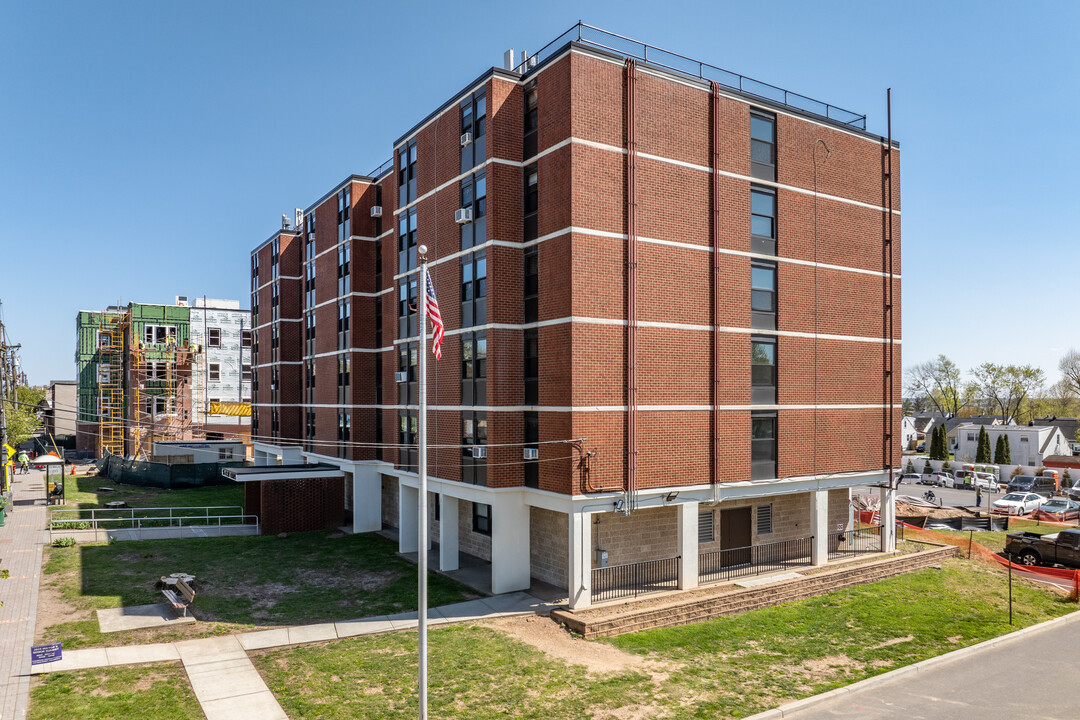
[75,310,123,424]
[129,304,191,399]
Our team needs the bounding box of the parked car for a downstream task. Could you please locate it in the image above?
[991,492,1044,516]
[1065,484,1080,503]
[1036,498,1080,521]
[955,470,997,490]
[916,442,926,452]
[930,471,955,488]
[1004,528,1080,567]
[899,473,921,485]
[919,472,945,486]
[1006,475,1057,498]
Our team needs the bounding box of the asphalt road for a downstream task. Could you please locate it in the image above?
[854,483,992,509]
[780,613,1080,720]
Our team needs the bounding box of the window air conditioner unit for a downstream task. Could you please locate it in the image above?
[455,207,473,225]
[395,371,408,383]
[370,206,383,218]
[460,132,472,146]
[471,446,487,459]
[523,448,538,460]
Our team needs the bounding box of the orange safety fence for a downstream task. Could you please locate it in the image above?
[899,519,1080,600]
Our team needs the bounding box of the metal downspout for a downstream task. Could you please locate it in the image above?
[884,89,896,485]
[710,81,722,489]
[625,59,639,512]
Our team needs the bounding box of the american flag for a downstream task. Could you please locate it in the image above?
[424,268,444,360]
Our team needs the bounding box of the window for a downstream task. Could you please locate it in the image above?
[305,360,315,405]
[472,502,491,535]
[251,290,259,325]
[398,342,418,405]
[218,447,234,461]
[305,212,316,258]
[337,187,351,243]
[148,362,168,381]
[337,354,350,404]
[145,396,172,416]
[337,241,350,296]
[337,299,350,350]
[461,331,487,405]
[1020,435,1029,443]
[242,363,252,382]
[305,409,315,449]
[374,296,382,347]
[271,281,279,321]
[524,164,538,241]
[271,408,280,435]
[462,411,487,486]
[398,411,418,470]
[144,325,177,345]
[398,208,417,273]
[698,511,715,543]
[208,397,221,414]
[524,411,539,488]
[305,257,316,308]
[523,85,538,159]
[757,504,773,534]
[460,90,487,173]
[398,277,417,339]
[241,329,252,348]
[209,363,220,381]
[524,248,538,323]
[461,249,487,327]
[750,186,776,255]
[751,261,777,330]
[967,433,976,442]
[524,329,538,405]
[751,336,776,404]
[271,324,280,362]
[751,413,777,481]
[271,238,280,280]
[398,140,417,207]
[304,311,315,356]
[750,111,776,181]
[338,408,351,457]
[207,328,221,347]
[251,252,259,283]
[460,171,487,250]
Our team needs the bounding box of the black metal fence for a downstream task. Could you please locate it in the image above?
[698,536,814,584]
[591,556,681,603]
[829,525,884,560]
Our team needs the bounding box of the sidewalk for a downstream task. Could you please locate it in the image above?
[33,591,556,718]
[0,468,50,720]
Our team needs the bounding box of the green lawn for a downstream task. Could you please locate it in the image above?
[935,519,1062,554]
[251,558,1075,719]
[59,473,244,511]
[42,531,475,648]
[29,664,202,720]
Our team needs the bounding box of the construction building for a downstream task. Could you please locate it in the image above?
[75,298,251,457]
[246,23,900,607]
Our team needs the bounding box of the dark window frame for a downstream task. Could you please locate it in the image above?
[472,502,491,535]
[750,111,776,182]
[750,185,776,255]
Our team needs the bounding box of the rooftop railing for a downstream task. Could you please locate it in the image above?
[368,157,394,179]
[515,22,866,130]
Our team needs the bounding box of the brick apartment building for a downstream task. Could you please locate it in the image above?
[248,24,900,608]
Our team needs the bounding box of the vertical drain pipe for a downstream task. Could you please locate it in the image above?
[710,81,722,489]
[884,89,896,485]
[625,59,639,513]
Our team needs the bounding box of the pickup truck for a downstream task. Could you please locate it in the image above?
[1004,528,1080,567]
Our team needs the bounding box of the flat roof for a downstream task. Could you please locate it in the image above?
[222,464,345,482]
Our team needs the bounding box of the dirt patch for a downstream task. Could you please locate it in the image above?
[792,654,859,682]
[89,670,171,697]
[34,574,91,640]
[867,634,914,650]
[897,501,971,518]
[486,615,672,679]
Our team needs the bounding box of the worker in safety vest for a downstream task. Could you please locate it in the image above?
[16,451,29,474]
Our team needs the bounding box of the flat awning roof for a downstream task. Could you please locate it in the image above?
[222,464,345,482]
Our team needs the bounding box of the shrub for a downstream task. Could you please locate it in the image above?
[942,461,953,474]
[52,537,77,548]
[923,460,933,474]
[905,459,915,474]
[1011,466,1025,478]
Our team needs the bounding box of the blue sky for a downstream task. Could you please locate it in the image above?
[1,1,1077,388]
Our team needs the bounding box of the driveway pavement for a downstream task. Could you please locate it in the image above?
[779,612,1080,719]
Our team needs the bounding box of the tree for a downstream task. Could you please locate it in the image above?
[931,424,946,460]
[2,386,44,446]
[928,425,940,460]
[923,459,933,474]
[976,426,991,463]
[999,434,1011,464]
[1065,468,1072,486]
[1059,349,1080,400]
[905,355,975,417]
[971,363,1045,424]
[994,435,1006,464]
[905,458,915,474]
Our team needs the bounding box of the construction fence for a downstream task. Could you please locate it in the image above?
[99,451,243,489]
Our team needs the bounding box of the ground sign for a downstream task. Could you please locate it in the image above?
[30,643,61,665]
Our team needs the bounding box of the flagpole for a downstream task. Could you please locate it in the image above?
[417,245,429,720]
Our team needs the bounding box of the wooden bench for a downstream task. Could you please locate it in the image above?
[161,578,196,617]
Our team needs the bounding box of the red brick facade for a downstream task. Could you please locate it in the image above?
[250,42,900,500]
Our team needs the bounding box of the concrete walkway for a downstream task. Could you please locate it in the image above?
[34,591,554,718]
[0,468,50,720]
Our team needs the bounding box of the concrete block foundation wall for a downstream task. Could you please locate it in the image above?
[530,507,569,588]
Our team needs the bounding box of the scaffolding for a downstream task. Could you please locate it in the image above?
[96,314,126,457]
[130,325,196,459]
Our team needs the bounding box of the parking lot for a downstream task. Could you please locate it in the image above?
[855,480,992,509]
